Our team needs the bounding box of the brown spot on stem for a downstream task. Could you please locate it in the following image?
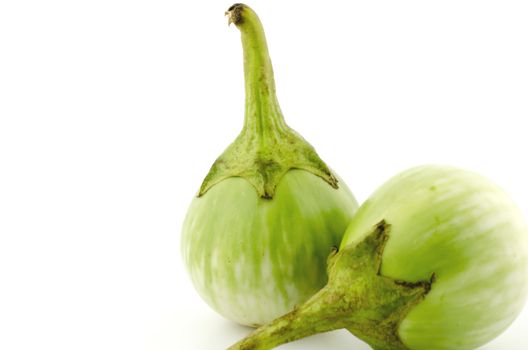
[226,3,246,25]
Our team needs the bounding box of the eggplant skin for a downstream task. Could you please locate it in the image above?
[182,169,358,326]
[342,165,528,350]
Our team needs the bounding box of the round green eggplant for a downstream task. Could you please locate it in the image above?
[229,165,528,350]
[182,170,357,326]
[343,165,528,350]
[181,4,358,326]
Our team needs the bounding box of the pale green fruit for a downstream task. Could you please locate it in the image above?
[229,165,528,350]
[343,165,528,350]
[182,170,357,326]
[181,3,358,326]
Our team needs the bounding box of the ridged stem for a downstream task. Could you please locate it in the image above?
[199,4,338,198]
[227,286,346,350]
[227,221,435,350]
[226,3,287,139]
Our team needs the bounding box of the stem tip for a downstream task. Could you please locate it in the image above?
[226,3,246,26]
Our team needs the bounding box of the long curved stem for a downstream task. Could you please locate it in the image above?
[199,3,338,198]
[226,3,286,137]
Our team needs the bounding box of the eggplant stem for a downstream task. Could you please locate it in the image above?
[227,221,435,350]
[199,3,338,199]
[227,286,346,350]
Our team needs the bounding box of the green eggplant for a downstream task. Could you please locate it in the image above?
[229,165,528,349]
[181,3,358,326]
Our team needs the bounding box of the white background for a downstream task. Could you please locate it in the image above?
[1,1,528,349]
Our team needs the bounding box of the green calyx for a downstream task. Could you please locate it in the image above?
[227,221,436,350]
[199,4,337,199]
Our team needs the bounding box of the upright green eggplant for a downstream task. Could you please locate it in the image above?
[228,165,528,350]
[181,4,358,326]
